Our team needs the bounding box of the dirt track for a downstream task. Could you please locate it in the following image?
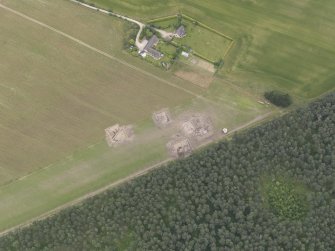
[0,2,275,237]
[0,111,274,237]
[0,3,210,103]
[70,0,175,48]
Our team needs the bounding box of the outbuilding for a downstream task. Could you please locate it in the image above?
[143,35,163,60]
[181,51,189,58]
[175,25,187,38]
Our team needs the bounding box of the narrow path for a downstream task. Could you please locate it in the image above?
[0,158,173,238]
[0,1,277,237]
[0,111,274,237]
[228,112,274,134]
[70,0,146,50]
[0,2,208,102]
[70,0,174,49]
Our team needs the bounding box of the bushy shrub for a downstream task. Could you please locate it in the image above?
[264,90,292,107]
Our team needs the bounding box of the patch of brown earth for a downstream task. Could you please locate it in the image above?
[175,70,214,88]
[105,124,134,147]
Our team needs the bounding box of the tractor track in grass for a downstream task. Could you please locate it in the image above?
[0,111,274,237]
[0,1,275,237]
[0,3,212,105]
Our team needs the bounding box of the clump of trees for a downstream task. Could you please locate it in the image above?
[123,22,138,49]
[264,90,292,107]
[175,14,183,29]
[0,93,334,250]
[139,25,158,40]
[214,58,224,69]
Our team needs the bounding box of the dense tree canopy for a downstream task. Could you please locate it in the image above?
[264,90,292,107]
[1,93,334,250]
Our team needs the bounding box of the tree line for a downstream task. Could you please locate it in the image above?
[0,93,334,250]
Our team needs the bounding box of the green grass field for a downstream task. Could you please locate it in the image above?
[87,0,335,99]
[0,0,334,234]
[151,17,233,63]
[0,0,272,232]
[176,19,232,62]
[156,41,177,56]
[0,4,194,183]
[149,18,177,32]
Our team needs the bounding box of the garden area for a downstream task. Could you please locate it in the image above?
[150,15,234,63]
[124,14,233,71]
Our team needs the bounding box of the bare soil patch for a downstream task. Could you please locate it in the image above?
[175,70,214,88]
[165,112,215,159]
[166,135,192,158]
[181,114,214,141]
[152,109,172,128]
[105,124,134,147]
[190,56,215,73]
[174,55,215,88]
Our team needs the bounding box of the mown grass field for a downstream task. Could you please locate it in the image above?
[0,0,271,231]
[88,0,335,99]
[151,17,232,62]
[175,19,232,62]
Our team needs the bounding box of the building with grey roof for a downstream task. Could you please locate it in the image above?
[143,35,163,60]
[175,25,186,38]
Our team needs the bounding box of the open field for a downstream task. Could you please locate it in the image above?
[1,0,334,235]
[0,0,272,232]
[87,0,335,99]
[174,58,215,88]
[0,4,194,183]
[175,19,232,62]
[149,18,177,32]
[0,0,332,242]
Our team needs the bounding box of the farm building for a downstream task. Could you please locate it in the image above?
[143,35,163,60]
[181,51,189,58]
[175,25,186,38]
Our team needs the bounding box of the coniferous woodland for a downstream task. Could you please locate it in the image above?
[1,93,334,251]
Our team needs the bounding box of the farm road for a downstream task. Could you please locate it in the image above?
[70,0,175,45]
[0,1,276,236]
[0,3,211,104]
[69,0,147,50]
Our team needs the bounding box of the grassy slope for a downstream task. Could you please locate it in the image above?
[0,0,270,231]
[88,0,335,99]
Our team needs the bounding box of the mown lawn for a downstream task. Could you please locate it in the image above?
[151,17,232,62]
[175,19,232,62]
[156,41,177,56]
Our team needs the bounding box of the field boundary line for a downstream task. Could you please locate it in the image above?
[0,111,274,237]
[147,13,234,41]
[182,14,234,41]
[147,15,178,23]
[148,13,234,63]
[0,3,212,104]
[223,40,235,58]
[0,158,173,237]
